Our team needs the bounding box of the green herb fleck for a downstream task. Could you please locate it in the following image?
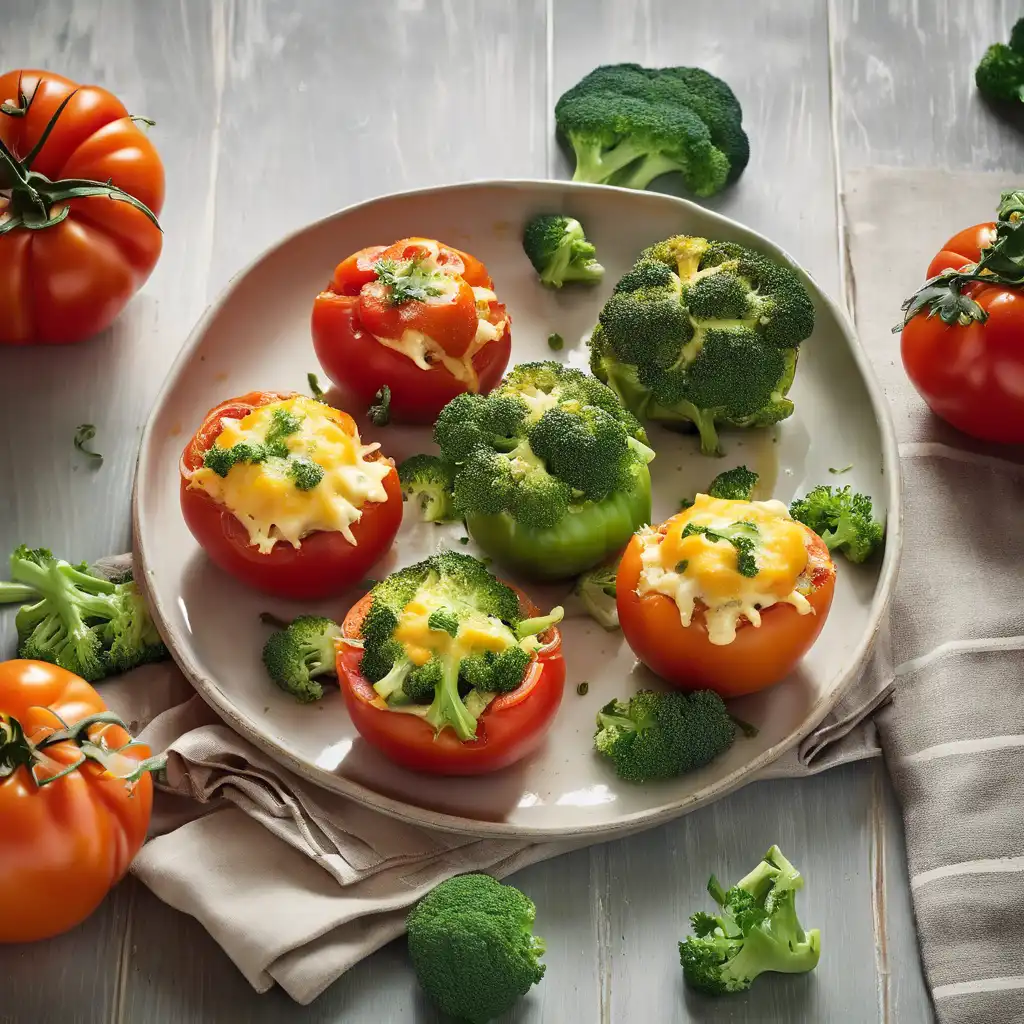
[682,521,760,578]
[679,497,694,511]
[368,385,392,426]
[308,372,325,400]
[289,456,324,491]
[374,257,444,305]
[458,536,470,545]
[675,560,689,574]
[547,332,565,351]
[576,681,589,696]
[829,464,853,475]
[73,424,102,466]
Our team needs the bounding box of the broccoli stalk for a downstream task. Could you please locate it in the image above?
[514,607,564,642]
[572,559,620,631]
[594,689,737,782]
[0,546,167,682]
[789,485,884,563]
[262,615,343,703]
[424,650,480,741]
[591,235,814,456]
[397,454,457,523]
[522,214,604,288]
[407,873,546,1023]
[680,846,821,995]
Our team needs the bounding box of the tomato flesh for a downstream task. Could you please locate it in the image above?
[179,391,402,600]
[338,590,565,775]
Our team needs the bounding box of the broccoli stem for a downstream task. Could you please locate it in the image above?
[514,606,565,641]
[0,582,38,604]
[425,653,479,741]
[373,659,413,700]
[570,137,654,185]
[721,924,821,983]
[618,152,688,191]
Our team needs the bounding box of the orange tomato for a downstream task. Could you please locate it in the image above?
[0,660,155,943]
[0,69,165,345]
[616,519,836,697]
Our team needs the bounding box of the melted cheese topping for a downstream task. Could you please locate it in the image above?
[188,396,392,553]
[393,591,518,667]
[637,494,813,645]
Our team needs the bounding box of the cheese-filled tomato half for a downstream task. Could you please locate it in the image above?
[617,495,836,697]
[180,391,402,599]
[311,237,511,423]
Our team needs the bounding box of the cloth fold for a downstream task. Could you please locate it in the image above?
[845,167,1024,1024]
[92,648,886,1004]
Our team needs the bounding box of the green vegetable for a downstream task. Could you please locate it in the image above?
[359,552,563,739]
[682,520,759,578]
[976,19,1024,103]
[288,456,324,491]
[576,681,590,696]
[679,845,821,994]
[262,615,342,703]
[307,372,325,400]
[397,454,457,523]
[373,256,444,304]
[368,385,392,426]
[590,234,814,455]
[73,424,102,466]
[201,406,303,476]
[573,558,620,631]
[434,362,655,579]
[0,546,167,682]
[789,485,884,563]
[406,873,546,1023]
[829,464,853,475]
[554,63,748,195]
[547,332,565,351]
[594,689,736,782]
[706,465,759,501]
[522,214,604,288]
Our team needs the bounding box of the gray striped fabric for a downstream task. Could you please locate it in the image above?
[846,168,1024,1024]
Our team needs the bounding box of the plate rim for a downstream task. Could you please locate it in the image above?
[133,178,903,839]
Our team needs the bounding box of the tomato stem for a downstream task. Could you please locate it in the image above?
[0,80,162,237]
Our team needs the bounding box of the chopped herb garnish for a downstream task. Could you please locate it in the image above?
[576,681,589,696]
[264,407,302,457]
[73,424,102,466]
[368,385,392,426]
[547,332,565,351]
[829,464,853,475]
[675,560,689,574]
[459,536,470,545]
[308,372,325,400]
[374,257,444,305]
[682,521,760,578]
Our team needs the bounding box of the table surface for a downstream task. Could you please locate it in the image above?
[4,1,1022,1021]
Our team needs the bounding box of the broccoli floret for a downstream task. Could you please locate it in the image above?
[976,19,1024,103]
[522,214,604,288]
[706,465,759,501]
[682,520,760,578]
[288,456,324,491]
[358,553,558,738]
[554,63,747,196]
[0,546,167,683]
[397,454,457,523]
[407,873,546,1024]
[789,485,884,563]
[436,361,653,535]
[591,234,814,455]
[262,615,341,703]
[594,689,736,782]
[573,559,620,631]
[679,846,821,995]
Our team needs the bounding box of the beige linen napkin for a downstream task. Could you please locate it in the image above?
[844,167,1024,1024]
[94,642,887,1004]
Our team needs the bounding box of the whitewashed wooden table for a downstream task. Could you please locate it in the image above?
[3,1,1020,1020]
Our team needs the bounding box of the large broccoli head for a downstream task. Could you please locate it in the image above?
[976,19,1024,103]
[589,235,815,455]
[407,873,546,1023]
[555,63,748,196]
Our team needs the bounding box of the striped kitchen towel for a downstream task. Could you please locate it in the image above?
[845,167,1024,1024]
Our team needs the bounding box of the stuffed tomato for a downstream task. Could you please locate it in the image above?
[338,552,565,775]
[311,237,511,423]
[433,362,655,580]
[180,391,402,600]
[617,495,836,697]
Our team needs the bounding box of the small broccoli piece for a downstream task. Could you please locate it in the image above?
[398,454,457,523]
[73,424,102,466]
[706,465,759,501]
[288,456,324,491]
[0,546,167,683]
[547,332,565,351]
[489,646,533,693]
[554,63,747,196]
[679,846,821,995]
[262,615,342,703]
[368,385,391,426]
[403,660,442,703]
[573,559,620,631]
[407,873,546,1024]
[682,520,760,578]
[523,214,604,288]
[594,689,736,782]
[591,234,814,455]
[789,485,884,563]
[976,19,1024,103]
[459,652,497,692]
[427,608,460,638]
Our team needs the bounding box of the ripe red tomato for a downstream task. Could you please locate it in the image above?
[311,237,511,423]
[616,518,836,698]
[0,660,154,943]
[902,221,1024,444]
[338,589,565,775]
[0,69,165,345]
[179,391,402,600]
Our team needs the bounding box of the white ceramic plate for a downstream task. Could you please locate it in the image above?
[134,180,901,839]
